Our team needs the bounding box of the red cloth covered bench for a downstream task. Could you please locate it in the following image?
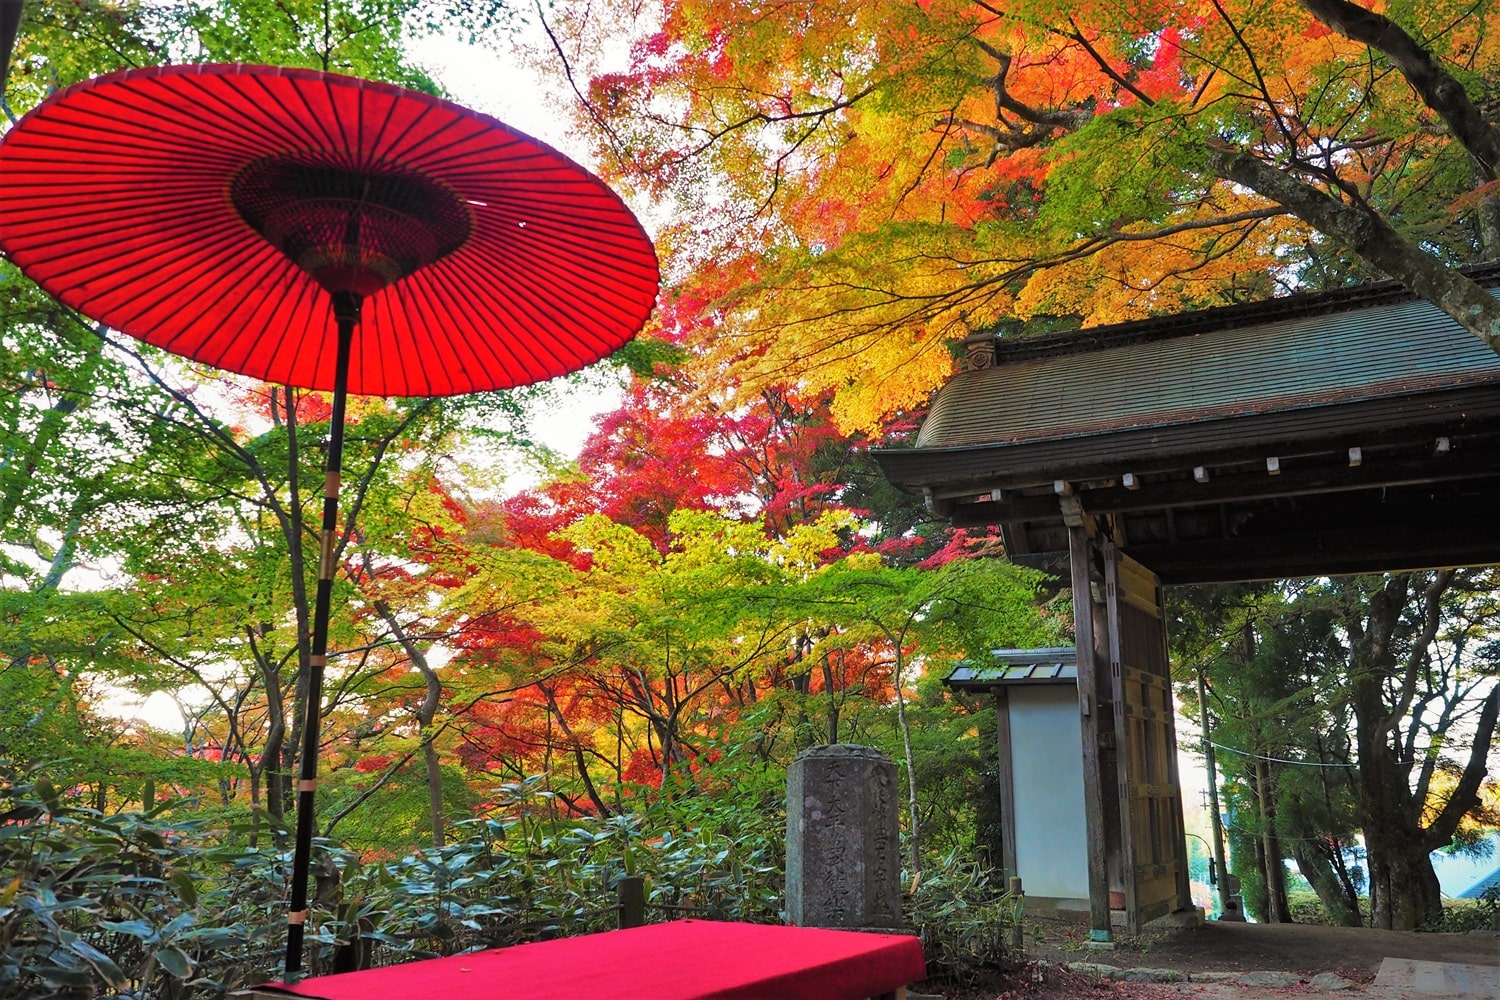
[244,920,926,1000]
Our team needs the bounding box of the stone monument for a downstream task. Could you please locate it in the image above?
[785,743,903,928]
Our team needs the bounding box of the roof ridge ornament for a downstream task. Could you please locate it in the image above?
[964,332,996,370]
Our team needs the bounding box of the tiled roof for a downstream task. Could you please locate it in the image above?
[916,293,1500,452]
[944,647,1078,689]
[1458,867,1500,900]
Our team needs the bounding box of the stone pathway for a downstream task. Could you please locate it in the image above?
[1371,958,1500,997]
[1060,959,1500,998]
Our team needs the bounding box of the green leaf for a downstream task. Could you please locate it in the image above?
[170,869,198,906]
[155,944,194,978]
[101,918,155,940]
[67,936,127,986]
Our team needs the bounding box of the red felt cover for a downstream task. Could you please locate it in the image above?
[261,920,925,1000]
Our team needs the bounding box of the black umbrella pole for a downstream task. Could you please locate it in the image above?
[285,293,360,977]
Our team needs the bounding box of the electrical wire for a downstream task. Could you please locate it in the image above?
[1203,739,1424,770]
[1206,739,1355,768]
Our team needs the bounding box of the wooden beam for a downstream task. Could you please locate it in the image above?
[873,386,1500,496]
[1132,517,1500,584]
[945,448,1500,524]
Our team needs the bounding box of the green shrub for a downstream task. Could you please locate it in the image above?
[1285,886,1334,925]
[906,851,1020,984]
[0,759,284,998]
[1432,885,1500,933]
[2,758,1019,995]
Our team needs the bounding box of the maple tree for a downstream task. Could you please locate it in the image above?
[779,546,1063,871]
[544,0,1500,432]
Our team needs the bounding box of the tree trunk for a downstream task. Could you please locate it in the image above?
[1362,801,1444,931]
[892,645,922,877]
[1345,574,1452,929]
[1209,149,1500,355]
[1290,839,1361,926]
[821,650,840,744]
[375,598,446,849]
[422,738,445,849]
[1243,827,1271,922]
[1254,758,1292,923]
[1473,165,1500,260]
[1297,0,1500,180]
[257,655,288,828]
[248,768,263,849]
[539,683,613,817]
[1329,838,1363,923]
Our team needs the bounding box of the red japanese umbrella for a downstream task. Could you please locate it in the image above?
[0,63,658,976]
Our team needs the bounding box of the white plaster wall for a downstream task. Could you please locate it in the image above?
[1008,686,1089,900]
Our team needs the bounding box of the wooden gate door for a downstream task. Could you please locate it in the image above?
[1104,543,1192,931]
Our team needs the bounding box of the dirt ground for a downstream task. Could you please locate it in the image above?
[921,912,1500,1000]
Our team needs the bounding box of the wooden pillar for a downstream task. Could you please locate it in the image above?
[1104,545,1137,932]
[1158,586,1194,920]
[1068,521,1113,943]
[993,690,1018,879]
[618,876,646,928]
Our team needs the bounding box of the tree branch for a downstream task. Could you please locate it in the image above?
[1208,145,1500,354]
[1298,0,1500,179]
[1423,682,1500,849]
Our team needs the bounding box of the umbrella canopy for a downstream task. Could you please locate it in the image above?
[0,62,659,393]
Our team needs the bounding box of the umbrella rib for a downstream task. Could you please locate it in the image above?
[73,78,281,162]
[365,286,430,396]
[218,71,338,157]
[406,268,498,392]
[212,259,321,379]
[461,227,652,343]
[129,243,291,359]
[431,244,576,385]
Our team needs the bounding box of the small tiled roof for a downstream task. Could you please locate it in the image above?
[944,647,1078,690]
[1458,867,1500,900]
[915,292,1500,452]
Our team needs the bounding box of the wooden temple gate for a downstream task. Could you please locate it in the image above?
[1104,544,1190,931]
[877,272,1500,939]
